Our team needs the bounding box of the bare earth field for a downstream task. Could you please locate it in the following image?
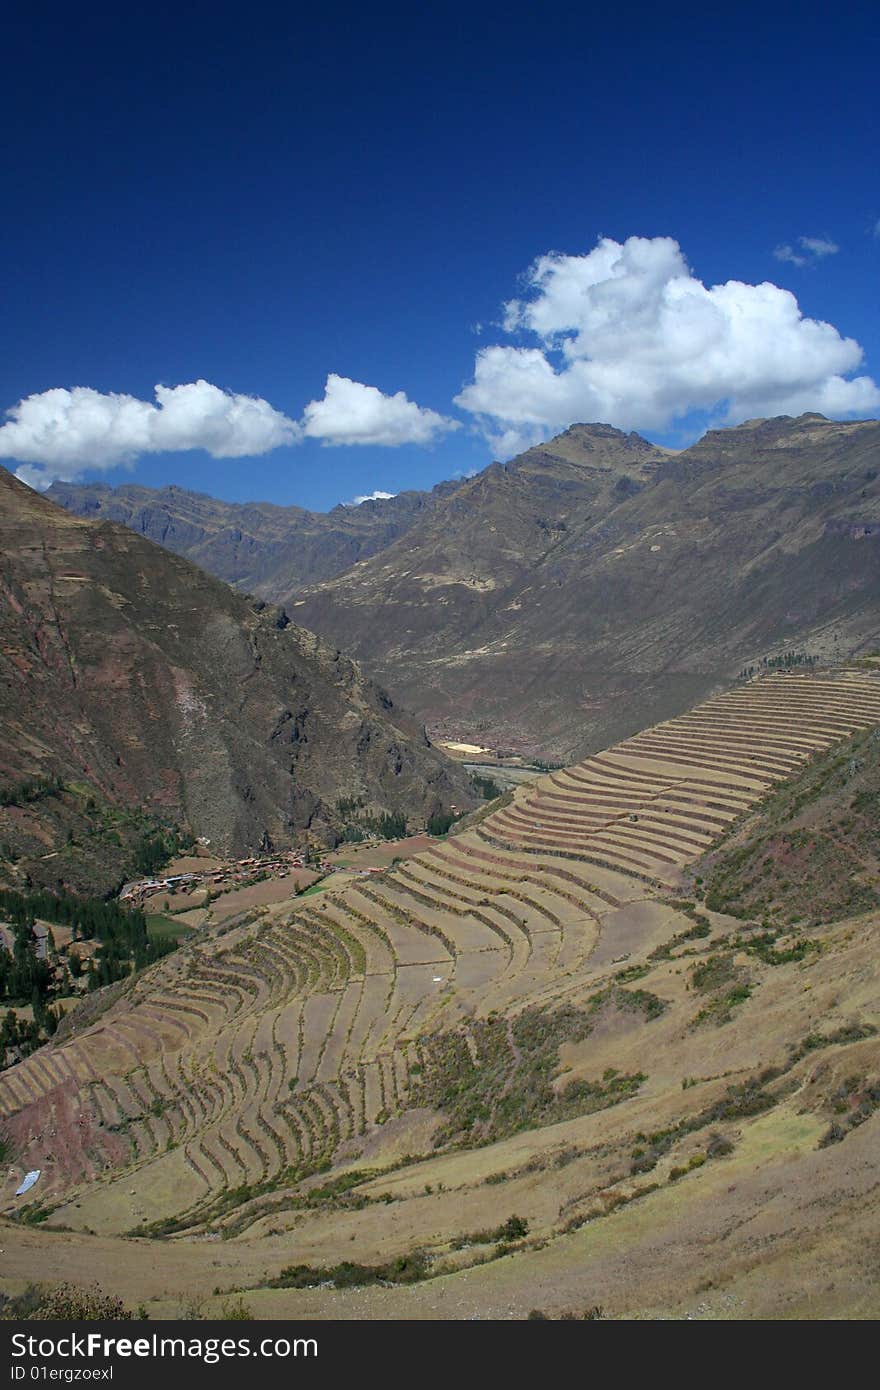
[325,834,435,869]
[2,670,880,1319]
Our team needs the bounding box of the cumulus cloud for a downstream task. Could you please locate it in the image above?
[0,380,300,486]
[774,235,839,267]
[301,374,458,447]
[455,235,879,455]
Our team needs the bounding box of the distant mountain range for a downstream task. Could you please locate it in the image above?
[46,475,464,595]
[0,468,473,894]
[49,413,880,761]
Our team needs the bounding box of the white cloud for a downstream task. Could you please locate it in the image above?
[799,236,839,259]
[351,489,397,505]
[12,463,51,491]
[774,235,839,266]
[301,374,458,447]
[774,244,808,267]
[455,235,879,456]
[0,380,300,486]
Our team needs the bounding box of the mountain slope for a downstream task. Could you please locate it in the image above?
[45,476,462,596]
[47,415,880,763]
[698,713,880,924]
[0,467,474,892]
[2,669,879,1318]
[293,414,880,758]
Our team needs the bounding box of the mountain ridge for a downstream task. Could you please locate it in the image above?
[293,413,880,756]
[0,466,474,894]
[45,473,465,597]
[45,414,880,763]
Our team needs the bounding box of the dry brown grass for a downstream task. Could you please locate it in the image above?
[3,671,880,1317]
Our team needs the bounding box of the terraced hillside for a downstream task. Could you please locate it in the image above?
[481,671,880,886]
[3,667,879,1261]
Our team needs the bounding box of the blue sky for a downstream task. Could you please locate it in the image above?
[1,1,878,510]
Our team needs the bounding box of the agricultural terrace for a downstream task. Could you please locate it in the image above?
[2,669,880,1244]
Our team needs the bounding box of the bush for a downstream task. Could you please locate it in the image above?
[691,955,736,993]
[32,1283,134,1320]
[0,1285,45,1320]
[452,1214,530,1248]
[789,1022,876,1063]
[219,1295,253,1319]
[526,1304,604,1320]
[270,1249,430,1289]
[706,1132,734,1158]
[413,994,654,1148]
[818,1120,846,1148]
[496,1214,529,1242]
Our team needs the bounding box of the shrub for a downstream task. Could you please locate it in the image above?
[0,1284,45,1320]
[706,1132,734,1158]
[270,1249,430,1289]
[32,1283,134,1320]
[818,1121,846,1148]
[691,955,736,993]
[526,1304,604,1320]
[413,995,653,1148]
[180,1295,207,1320]
[219,1296,253,1320]
[497,1214,529,1241]
[452,1214,530,1248]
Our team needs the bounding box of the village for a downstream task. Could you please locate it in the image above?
[114,822,436,922]
[118,847,336,910]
